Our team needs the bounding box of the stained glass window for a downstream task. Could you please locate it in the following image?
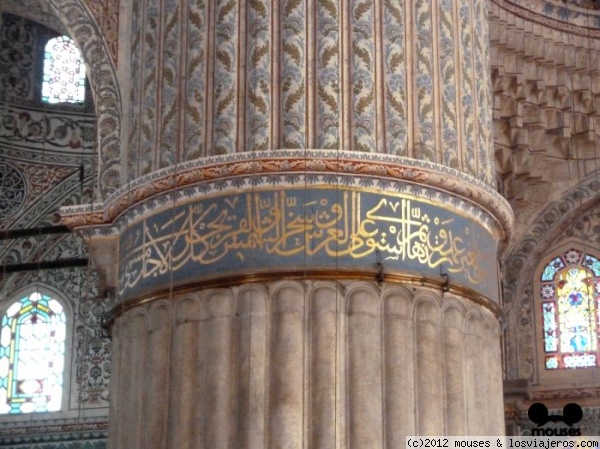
[41,36,86,104]
[0,291,66,413]
[541,249,600,369]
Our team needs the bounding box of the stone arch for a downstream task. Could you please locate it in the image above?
[45,0,122,198]
[503,175,600,379]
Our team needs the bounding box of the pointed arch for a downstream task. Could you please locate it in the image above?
[42,35,86,104]
[0,288,69,413]
[44,0,123,197]
[540,248,600,369]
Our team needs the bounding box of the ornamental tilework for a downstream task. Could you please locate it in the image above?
[382,0,407,156]
[213,0,239,155]
[438,0,459,169]
[459,0,477,179]
[281,0,307,149]
[414,0,435,161]
[127,0,142,174]
[0,163,27,222]
[0,14,35,101]
[473,0,493,185]
[351,0,376,153]
[140,0,160,175]
[0,106,96,153]
[315,0,341,150]
[246,0,272,152]
[182,0,208,161]
[122,0,496,186]
[83,0,119,63]
[158,0,182,168]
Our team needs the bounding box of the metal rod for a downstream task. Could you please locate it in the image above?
[1,258,89,273]
[0,225,71,241]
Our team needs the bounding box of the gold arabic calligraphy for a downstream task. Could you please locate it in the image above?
[119,191,483,294]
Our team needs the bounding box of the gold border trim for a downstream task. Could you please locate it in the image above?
[103,270,505,327]
[116,184,501,237]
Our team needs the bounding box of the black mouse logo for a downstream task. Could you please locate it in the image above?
[528,403,583,436]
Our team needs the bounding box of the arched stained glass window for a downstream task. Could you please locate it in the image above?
[41,36,86,104]
[0,291,66,413]
[541,248,600,369]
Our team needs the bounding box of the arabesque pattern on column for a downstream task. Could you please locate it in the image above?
[280,0,307,149]
[107,281,505,448]
[315,0,341,150]
[123,0,495,186]
[213,0,240,155]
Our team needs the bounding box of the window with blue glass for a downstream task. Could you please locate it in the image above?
[541,249,600,369]
[0,291,66,413]
[41,35,86,104]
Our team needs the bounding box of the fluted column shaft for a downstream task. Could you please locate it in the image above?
[107,281,505,447]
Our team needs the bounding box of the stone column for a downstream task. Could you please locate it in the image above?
[61,0,513,446]
[103,282,506,447]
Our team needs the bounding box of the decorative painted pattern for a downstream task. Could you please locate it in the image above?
[351,0,376,153]
[0,106,96,152]
[281,0,306,149]
[0,163,27,222]
[213,0,239,155]
[83,0,119,62]
[382,0,407,156]
[128,0,142,174]
[414,0,435,162]
[18,164,74,202]
[315,0,341,149]
[74,285,111,406]
[158,0,181,168]
[1,164,91,235]
[119,0,496,186]
[0,14,35,101]
[140,0,160,174]
[459,0,478,178]
[438,0,459,169]
[182,0,208,161]
[1,0,68,36]
[246,0,272,152]
[473,0,493,184]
